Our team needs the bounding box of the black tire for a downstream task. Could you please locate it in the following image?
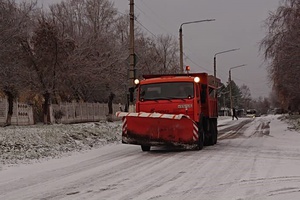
[197,115,205,150]
[206,119,215,146]
[197,128,204,150]
[213,119,218,144]
[202,117,210,146]
[211,120,217,145]
[141,145,151,151]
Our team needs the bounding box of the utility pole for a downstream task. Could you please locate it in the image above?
[179,27,183,73]
[229,64,246,115]
[128,0,136,112]
[229,70,233,115]
[213,48,239,98]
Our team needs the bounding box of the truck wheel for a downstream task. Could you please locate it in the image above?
[197,115,205,150]
[141,145,151,151]
[210,120,217,145]
[197,128,204,150]
[206,120,215,146]
[213,119,218,144]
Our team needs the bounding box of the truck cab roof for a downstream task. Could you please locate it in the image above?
[141,73,220,89]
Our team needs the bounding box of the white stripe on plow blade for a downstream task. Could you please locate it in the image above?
[122,118,127,134]
[116,111,189,120]
[193,123,199,141]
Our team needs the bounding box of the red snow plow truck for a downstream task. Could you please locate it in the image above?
[116,70,219,151]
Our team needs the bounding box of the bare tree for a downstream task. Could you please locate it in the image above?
[0,0,36,125]
[251,97,270,115]
[20,15,76,123]
[229,81,242,108]
[49,0,128,103]
[239,84,252,110]
[154,34,179,73]
[260,0,300,111]
[136,34,180,75]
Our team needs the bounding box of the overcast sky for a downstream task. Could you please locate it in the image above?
[38,0,281,98]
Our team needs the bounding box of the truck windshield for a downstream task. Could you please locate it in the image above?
[139,82,194,101]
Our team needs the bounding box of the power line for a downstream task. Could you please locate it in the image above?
[135,19,157,38]
[135,20,207,72]
[136,1,213,70]
[122,2,208,74]
[135,4,147,16]
[184,53,212,72]
[138,0,177,37]
[234,76,269,85]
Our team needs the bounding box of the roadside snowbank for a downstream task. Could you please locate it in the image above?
[281,114,300,131]
[0,121,122,166]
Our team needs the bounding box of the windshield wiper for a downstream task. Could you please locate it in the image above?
[142,97,187,102]
[141,97,159,102]
[155,97,173,102]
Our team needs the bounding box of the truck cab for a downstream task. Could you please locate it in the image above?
[116,73,219,151]
[136,73,218,121]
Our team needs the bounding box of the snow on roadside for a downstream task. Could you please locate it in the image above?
[0,121,122,167]
[1,115,299,169]
[217,116,232,126]
[280,114,300,131]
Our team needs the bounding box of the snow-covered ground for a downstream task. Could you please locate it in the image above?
[0,121,122,167]
[0,116,235,168]
[0,115,300,200]
[0,115,299,167]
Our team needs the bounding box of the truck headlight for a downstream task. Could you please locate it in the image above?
[194,77,200,83]
[134,79,140,85]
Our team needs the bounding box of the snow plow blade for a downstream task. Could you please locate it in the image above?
[116,112,199,148]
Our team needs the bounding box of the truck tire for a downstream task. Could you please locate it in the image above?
[213,119,218,144]
[197,127,204,150]
[206,119,215,146]
[141,145,151,151]
[197,115,205,150]
[211,120,217,145]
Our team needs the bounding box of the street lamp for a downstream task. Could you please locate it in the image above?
[229,64,246,115]
[219,91,230,115]
[213,48,240,97]
[179,19,215,73]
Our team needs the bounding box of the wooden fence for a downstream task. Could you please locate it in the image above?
[0,98,34,126]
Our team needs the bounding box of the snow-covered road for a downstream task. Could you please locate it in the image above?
[1,115,300,200]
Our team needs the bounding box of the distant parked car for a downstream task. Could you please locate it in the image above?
[246,109,257,118]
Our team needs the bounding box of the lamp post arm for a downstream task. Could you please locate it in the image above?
[228,64,246,114]
[179,19,215,73]
[215,48,240,57]
[229,64,246,70]
[213,48,240,97]
[180,19,215,29]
